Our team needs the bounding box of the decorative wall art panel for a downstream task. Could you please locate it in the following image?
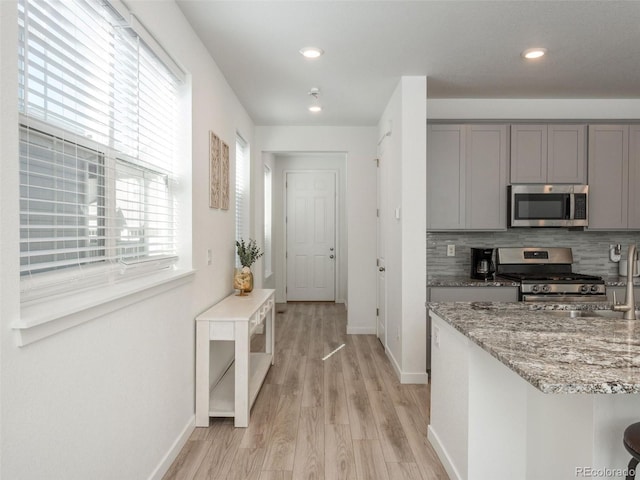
[221,141,230,210]
[209,131,221,208]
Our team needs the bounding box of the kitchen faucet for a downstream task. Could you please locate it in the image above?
[613,244,637,320]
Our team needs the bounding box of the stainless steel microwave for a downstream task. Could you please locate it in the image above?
[508,185,588,227]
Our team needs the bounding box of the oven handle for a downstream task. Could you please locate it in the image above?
[521,294,608,303]
[568,194,575,220]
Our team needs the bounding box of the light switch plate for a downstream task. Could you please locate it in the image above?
[447,244,455,257]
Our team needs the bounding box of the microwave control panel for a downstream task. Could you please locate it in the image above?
[574,194,587,220]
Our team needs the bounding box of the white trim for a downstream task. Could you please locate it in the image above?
[427,425,463,480]
[385,345,403,380]
[399,371,429,384]
[14,269,195,346]
[346,325,376,335]
[148,415,195,480]
[384,345,429,384]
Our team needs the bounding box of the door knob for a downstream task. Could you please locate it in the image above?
[379,267,386,272]
[330,255,335,259]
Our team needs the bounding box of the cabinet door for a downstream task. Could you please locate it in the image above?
[429,287,519,302]
[588,125,629,229]
[427,125,466,230]
[606,287,640,304]
[466,124,509,230]
[510,124,547,183]
[628,126,640,228]
[547,124,587,184]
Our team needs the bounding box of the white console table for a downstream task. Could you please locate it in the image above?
[195,289,275,427]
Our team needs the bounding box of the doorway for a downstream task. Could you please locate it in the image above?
[285,171,337,301]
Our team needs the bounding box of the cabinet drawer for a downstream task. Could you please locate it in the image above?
[429,287,519,302]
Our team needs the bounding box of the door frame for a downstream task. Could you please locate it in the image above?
[375,155,387,348]
[283,169,339,302]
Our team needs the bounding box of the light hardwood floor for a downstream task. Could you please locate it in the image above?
[163,302,448,480]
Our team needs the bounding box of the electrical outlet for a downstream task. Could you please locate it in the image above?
[434,326,440,348]
[207,248,212,265]
[447,244,455,257]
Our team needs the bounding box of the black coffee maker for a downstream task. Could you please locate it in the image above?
[470,248,495,280]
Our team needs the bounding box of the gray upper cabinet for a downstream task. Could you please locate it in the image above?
[427,124,509,231]
[510,124,547,183]
[427,124,465,230]
[589,124,640,230]
[510,124,586,184]
[629,126,640,228]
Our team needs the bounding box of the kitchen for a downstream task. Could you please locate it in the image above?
[3,1,640,480]
[426,118,640,478]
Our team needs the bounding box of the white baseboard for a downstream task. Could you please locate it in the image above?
[384,348,429,384]
[427,425,462,480]
[385,347,403,380]
[148,415,195,480]
[400,371,429,384]
[346,325,376,334]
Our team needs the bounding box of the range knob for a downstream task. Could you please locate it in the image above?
[541,285,551,293]
[590,284,601,293]
[532,284,541,293]
[580,284,590,294]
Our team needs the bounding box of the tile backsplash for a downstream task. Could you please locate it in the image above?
[427,230,640,280]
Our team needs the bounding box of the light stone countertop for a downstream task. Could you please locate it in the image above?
[428,301,640,394]
[428,275,640,288]
[427,275,519,287]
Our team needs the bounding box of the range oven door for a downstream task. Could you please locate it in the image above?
[521,294,607,303]
[509,185,588,227]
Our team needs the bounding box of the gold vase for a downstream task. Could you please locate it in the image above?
[234,267,253,295]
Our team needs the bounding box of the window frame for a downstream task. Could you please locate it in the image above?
[263,164,272,278]
[12,0,193,346]
[235,134,250,267]
[18,0,181,302]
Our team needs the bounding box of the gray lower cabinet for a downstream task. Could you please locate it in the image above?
[427,286,519,371]
[427,124,509,231]
[606,286,640,304]
[588,125,640,229]
[429,286,519,302]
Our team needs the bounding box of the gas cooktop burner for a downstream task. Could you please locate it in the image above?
[494,247,607,302]
[499,273,605,284]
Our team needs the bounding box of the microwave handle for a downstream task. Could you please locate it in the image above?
[568,194,575,220]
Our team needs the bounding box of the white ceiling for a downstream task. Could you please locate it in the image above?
[176,1,640,126]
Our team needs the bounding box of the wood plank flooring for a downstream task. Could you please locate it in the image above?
[163,302,448,480]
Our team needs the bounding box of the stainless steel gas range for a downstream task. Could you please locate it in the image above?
[496,247,607,302]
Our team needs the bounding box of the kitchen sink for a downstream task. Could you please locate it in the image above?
[542,309,640,319]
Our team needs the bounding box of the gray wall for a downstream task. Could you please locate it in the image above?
[427,230,640,280]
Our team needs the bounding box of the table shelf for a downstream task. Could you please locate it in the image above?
[209,352,273,416]
[195,289,275,428]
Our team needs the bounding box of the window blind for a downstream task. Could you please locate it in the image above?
[18,0,180,299]
[235,134,249,252]
[263,165,272,277]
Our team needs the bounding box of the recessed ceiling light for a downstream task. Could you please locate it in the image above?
[300,47,324,59]
[308,105,322,113]
[522,48,547,60]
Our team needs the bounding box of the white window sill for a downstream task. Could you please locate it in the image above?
[13,269,195,347]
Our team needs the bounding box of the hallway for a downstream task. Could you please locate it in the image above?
[163,302,447,480]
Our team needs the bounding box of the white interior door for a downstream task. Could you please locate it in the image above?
[376,152,387,345]
[286,171,336,301]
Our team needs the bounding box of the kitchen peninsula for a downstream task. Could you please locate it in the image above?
[428,302,640,480]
